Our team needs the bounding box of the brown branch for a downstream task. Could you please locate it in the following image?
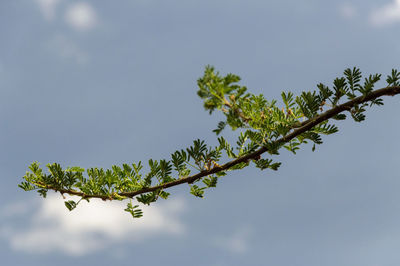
[37,183,112,200]
[51,86,400,200]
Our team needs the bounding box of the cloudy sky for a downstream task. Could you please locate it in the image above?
[1,0,400,265]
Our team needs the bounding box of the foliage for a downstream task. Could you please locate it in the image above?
[19,67,400,218]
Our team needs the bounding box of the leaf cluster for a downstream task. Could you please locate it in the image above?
[19,66,400,218]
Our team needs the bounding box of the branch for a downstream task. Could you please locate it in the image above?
[119,86,399,197]
[24,86,400,201]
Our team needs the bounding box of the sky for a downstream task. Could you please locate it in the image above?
[1,0,400,265]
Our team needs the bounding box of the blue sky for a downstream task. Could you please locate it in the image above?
[1,0,400,265]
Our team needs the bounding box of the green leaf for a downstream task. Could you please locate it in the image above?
[18,181,36,191]
[136,192,157,205]
[158,190,170,199]
[213,121,226,135]
[281,91,295,109]
[254,158,281,171]
[190,185,205,198]
[370,98,384,106]
[203,176,218,188]
[230,161,249,170]
[344,67,362,93]
[124,202,143,218]
[187,139,207,162]
[218,136,236,158]
[64,200,77,211]
[66,166,85,172]
[317,83,333,100]
[333,114,346,120]
[171,150,187,172]
[386,69,400,86]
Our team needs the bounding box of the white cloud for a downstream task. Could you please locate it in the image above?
[339,3,358,19]
[46,34,89,64]
[65,2,97,31]
[212,227,252,254]
[35,0,61,20]
[34,0,98,31]
[370,0,400,26]
[1,194,186,256]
